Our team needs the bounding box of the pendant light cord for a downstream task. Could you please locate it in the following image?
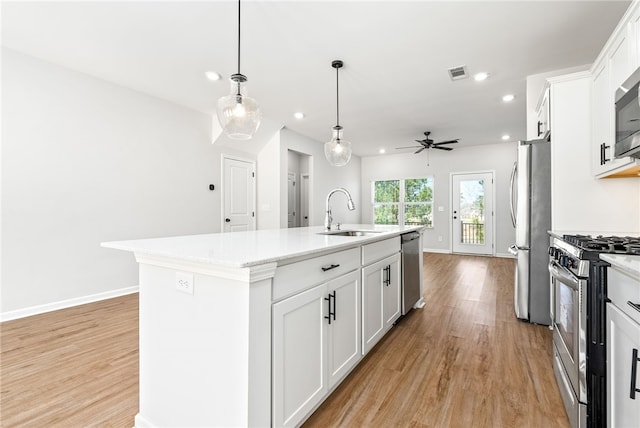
[237,0,241,75]
[335,65,340,127]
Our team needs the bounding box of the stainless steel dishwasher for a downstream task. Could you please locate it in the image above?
[401,231,422,315]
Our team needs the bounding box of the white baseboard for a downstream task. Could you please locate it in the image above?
[423,248,515,259]
[423,248,452,254]
[0,286,139,322]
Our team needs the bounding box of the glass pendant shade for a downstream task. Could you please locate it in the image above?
[217,78,261,140]
[324,126,352,167]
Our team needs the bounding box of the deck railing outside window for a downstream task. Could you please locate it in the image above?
[461,221,484,244]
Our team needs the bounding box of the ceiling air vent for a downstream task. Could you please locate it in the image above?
[448,65,468,81]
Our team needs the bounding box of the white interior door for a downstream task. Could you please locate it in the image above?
[222,156,255,232]
[287,172,297,228]
[451,172,494,255]
[301,174,310,227]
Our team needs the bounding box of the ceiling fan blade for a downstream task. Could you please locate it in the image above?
[434,139,459,145]
[415,140,429,145]
[396,145,422,150]
[414,147,426,154]
[434,146,454,151]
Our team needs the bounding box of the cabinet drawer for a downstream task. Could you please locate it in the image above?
[362,236,400,266]
[608,267,640,325]
[273,247,360,301]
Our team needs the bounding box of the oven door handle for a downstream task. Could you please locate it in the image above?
[548,260,580,291]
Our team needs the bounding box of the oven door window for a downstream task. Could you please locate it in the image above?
[556,280,576,359]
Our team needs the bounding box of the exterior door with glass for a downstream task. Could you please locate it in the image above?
[451,172,494,255]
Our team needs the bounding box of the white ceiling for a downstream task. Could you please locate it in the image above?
[1,1,630,157]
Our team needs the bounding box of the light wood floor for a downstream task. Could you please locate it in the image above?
[0,253,569,427]
[304,253,569,427]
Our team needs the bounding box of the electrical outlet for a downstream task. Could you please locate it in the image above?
[438,235,443,242]
[176,272,194,295]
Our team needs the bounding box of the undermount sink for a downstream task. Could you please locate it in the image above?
[318,230,382,237]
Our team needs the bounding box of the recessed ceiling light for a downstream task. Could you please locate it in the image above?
[379,149,386,154]
[205,71,222,81]
[502,94,515,102]
[293,112,305,120]
[502,134,510,141]
[474,72,489,81]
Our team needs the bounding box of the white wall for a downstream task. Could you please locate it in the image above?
[361,143,517,255]
[1,49,247,318]
[280,128,361,228]
[256,133,281,230]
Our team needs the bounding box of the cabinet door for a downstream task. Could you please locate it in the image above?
[362,258,386,355]
[327,270,361,388]
[383,254,401,327]
[536,87,550,137]
[607,303,640,428]
[362,254,401,355]
[592,63,614,175]
[272,283,328,427]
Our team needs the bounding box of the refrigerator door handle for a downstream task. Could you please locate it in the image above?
[509,244,530,256]
[509,161,517,228]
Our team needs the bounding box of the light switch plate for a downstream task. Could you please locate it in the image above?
[176,272,194,295]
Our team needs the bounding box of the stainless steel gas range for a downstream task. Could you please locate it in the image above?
[548,233,640,428]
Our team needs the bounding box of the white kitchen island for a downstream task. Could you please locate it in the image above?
[102,224,424,427]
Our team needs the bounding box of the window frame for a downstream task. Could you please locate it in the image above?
[371,176,434,228]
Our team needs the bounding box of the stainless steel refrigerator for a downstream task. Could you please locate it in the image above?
[508,136,551,325]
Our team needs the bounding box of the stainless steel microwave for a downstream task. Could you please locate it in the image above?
[615,67,640,159]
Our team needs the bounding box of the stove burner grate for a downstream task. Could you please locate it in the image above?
[561,234,640,255]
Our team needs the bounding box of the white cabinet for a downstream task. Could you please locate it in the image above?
[591,6,640,177]
[607,303,640,428]
[272,282,327,427]
[327,270,361,387]
[536,86,550,138]
[362,253,401,355]
[272,270,360,427]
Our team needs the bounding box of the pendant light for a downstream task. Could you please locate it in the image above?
[324,60,352,166]
[216,0,261,140]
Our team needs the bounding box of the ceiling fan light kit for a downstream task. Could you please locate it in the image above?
[324,60,352,167]
[216,0,261,140]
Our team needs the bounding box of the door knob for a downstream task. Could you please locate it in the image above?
[225,218,231,223]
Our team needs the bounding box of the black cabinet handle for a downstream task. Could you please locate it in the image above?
[321,264,340,272]
[225,218,231,223]
[600,142,610,165]
[324,291,336,324]
[324,294,332,325]
[383,265,391,286]
[628,301,640,313]
[537,121,542,137]
[631,348,640,400]
[331,291,336,321]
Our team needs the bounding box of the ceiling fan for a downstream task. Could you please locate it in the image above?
[397,132,459,154]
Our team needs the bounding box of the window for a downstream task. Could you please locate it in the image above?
[372,177,434,227]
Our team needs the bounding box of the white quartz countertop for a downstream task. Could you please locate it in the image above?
[102,224,423,268]
[600,254,640,279]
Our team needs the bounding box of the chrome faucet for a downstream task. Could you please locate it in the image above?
[325,188,356,230]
